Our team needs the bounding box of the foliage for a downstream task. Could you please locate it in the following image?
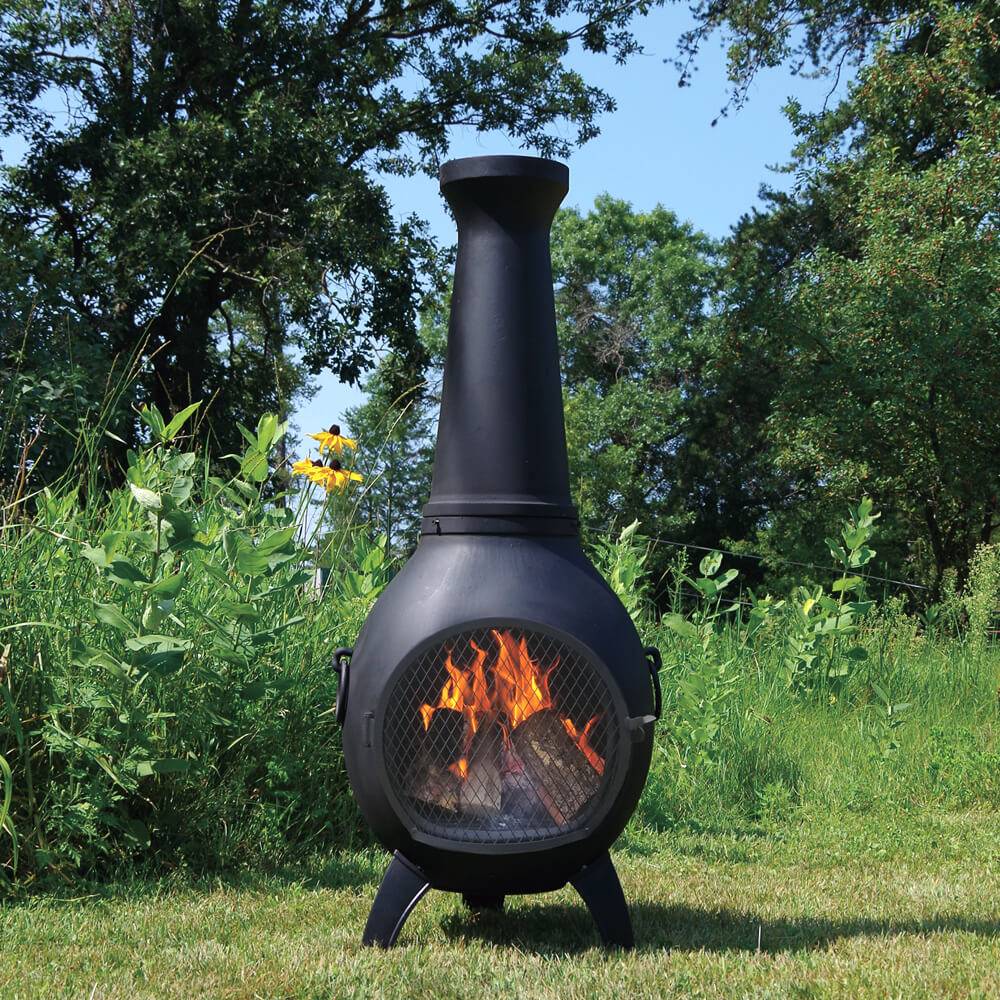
[344,354,436,560]
[658,550,742,768]
[0,0,665,474]
[552,197,742,548]
[0,406,385,881]
[780,497,878,696]
[963,543,1000,654]
[720,0,1000,593]
[2,417,999,888]
[590,519,652,624]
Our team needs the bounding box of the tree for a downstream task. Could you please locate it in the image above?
[719,1,1000,592]
[1,0,662,475]
[344,353,435,560]
[553,196,786,561]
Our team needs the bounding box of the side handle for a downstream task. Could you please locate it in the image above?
[643,646,662,721]
[333,647,353,727]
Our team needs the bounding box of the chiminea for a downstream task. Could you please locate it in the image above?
[335,155,661,949]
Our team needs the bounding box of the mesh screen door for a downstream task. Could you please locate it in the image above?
[383,627,621,845]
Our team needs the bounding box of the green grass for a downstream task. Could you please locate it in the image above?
[2,807,998,998]
[3,415,999,995]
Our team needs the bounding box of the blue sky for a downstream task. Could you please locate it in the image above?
[296,5,849,447]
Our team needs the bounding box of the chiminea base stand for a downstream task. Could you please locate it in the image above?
[361,851,634,950]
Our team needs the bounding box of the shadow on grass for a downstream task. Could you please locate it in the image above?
[439,901,1000,955]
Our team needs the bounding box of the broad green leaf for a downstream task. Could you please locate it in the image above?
[80,543,109,569]
[831,576,863,593]
[698,551,722,577]
[360,544,386,574]
[236,547,271,575]
[136,758,190,777]
[146,572,185,598]
[70,638,130,679]
[257,525,297,554]
[256,413,278,451]
[218,600,259,621]
[241,449,268,483]
[138,404,166,440]
[849,545,876,568]
[842,525,869,550]
[662,613,698,639]
[162,509,196,550]
[168,476,194,504]
[129,483,162,511]
[125,635,192,651]
[108,559,149,586]
[161,401,201,441]
[94,603,135,634]
[134,649,185,675]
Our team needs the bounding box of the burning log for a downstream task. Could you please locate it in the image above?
[510,709,601,823]
[420,707,465,766]
[459,724,502,816]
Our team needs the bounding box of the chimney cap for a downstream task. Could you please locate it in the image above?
[440,155,568,189]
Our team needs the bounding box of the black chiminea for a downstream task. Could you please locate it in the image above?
[335,155,661,949]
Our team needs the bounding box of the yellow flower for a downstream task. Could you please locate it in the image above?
[321,460,364,492]
[291,458,332,486]
[291,457,362,492]
[309,424,357,456]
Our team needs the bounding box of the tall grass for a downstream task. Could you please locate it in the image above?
[1,409,998,890]
[0,407,383,885]
[593,522,1000,836]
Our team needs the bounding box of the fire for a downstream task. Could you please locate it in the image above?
[492,629,555,728]
[418,629,604,778]
[561,715,605,775]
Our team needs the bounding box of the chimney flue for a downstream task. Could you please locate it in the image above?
[424,155,576,525]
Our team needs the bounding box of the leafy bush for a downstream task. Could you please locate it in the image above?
[593,499,1000,837]
[1,407,380,883]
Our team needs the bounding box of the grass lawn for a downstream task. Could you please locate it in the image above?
[2,807,998,999]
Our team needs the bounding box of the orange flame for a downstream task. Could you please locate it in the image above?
[417,629,605,780]
[561,715,605,775]
[491,629,556,728]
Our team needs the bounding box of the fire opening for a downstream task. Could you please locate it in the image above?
[394,629,614,837]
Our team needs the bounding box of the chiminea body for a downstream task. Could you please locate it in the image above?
[339,156,658,948]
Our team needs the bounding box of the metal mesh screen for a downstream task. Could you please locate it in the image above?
[383,627,621,845]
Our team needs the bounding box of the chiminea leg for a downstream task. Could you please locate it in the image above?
[570,852,634,950]
[462,893,505,912]
[362,852,431,947]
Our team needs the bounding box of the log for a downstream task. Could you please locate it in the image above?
[460,725,502,816]
[510,710,601,823]
[407,758,461,812]
[420,708,465,767]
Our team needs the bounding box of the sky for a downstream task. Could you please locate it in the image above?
[295,4,849,449]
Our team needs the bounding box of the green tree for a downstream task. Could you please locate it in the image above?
[344,353,435,560]
[720,1,1000,593]
[553,196,785,560]
[1,0,661,477]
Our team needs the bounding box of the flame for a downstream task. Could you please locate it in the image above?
[420,643,490,735]
[561,715,605,775]
[417,630,605,780]
[491,629,556,728]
